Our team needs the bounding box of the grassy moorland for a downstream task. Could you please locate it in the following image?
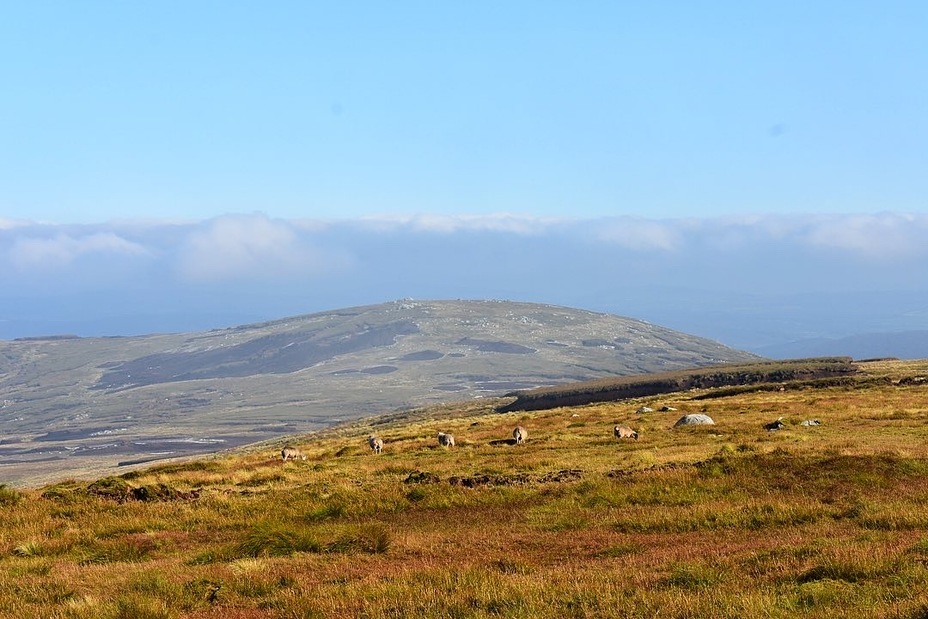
[2,359,928,618]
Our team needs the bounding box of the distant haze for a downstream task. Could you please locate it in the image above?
[2,213,927,358]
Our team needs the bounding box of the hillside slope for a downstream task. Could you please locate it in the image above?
[1,359,928,618]
[0,299,758,486]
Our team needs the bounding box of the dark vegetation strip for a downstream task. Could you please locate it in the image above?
[496,357,858,412]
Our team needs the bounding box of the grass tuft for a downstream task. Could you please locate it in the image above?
[12,541,43,558]
[326,524,391,554]
[234,522,322,558]
[0,483,23,506]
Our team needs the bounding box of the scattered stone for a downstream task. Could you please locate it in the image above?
[800,419,822,426]
[637,406,655,413]
[674,414,715,427]
[659,406,677,412]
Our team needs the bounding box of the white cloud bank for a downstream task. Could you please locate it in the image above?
[8,232,150,271]
[3,212,927,278]
[800,213,928,258]
[174,214,351,282]
[356,213,560,235]
[0,211,926,343]
[592,218,682,251]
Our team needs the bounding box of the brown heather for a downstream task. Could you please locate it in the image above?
[2,359,928,617]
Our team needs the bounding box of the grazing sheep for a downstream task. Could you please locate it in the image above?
[673,414,715,427]
[764,417,786,431]
[614,424,639,440]
[368,435,384,454]
[437,432,455,447]
[512,425,528,444]
[281,446,306,461]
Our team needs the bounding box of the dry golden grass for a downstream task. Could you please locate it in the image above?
[2,359,928,617]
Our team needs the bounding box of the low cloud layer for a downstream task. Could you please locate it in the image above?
[175,215,348,282]
[9,232,150,271]
[1,212,926,348]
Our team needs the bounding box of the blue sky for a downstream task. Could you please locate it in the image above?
[1,3,927,354]
[2,2,926,223]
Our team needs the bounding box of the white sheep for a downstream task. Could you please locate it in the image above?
[281,446,307,461]
[613,424,639,441]
[512,425,528,444]
[368,435,384,454]
[437,431,455,447]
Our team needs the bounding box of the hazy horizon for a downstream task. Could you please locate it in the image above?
[2,212,926,357]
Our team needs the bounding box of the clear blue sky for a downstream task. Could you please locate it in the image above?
[1,1,926,224]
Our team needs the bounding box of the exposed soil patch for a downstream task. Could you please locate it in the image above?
[404,471,441,484]
[448,469,583,487]
[66,477,201,503]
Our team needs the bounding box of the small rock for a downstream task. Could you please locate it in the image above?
[674,413,715,427]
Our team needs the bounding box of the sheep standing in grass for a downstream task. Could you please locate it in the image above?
[437,432,455,447]
[368,435,384,454]
[512,426,528,445]
[281,446,307,461]
[614,425,639,441]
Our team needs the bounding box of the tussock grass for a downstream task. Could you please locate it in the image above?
[2,359,928,617]
[234,522,322,558]
[0,483,23,506]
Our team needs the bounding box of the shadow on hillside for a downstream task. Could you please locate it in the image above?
[496,357,859,413]
[488,438,519,447]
